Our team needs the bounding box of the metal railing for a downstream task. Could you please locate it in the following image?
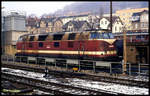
[1,54,149,76]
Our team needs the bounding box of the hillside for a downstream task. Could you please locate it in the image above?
[54,1,148,16]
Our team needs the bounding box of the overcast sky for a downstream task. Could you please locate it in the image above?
[2,1,75,17]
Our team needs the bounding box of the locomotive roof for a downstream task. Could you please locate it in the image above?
[20,29,111,38]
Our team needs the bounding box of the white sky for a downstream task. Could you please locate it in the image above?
[2,1,75,17]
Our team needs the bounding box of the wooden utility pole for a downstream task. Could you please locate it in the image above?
[123,26,127,75]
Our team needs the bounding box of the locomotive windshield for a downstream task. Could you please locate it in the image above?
[18,36,23,41]
[17,35,28,42]
[108,33,114,39]
[102,33,109,39]
[90,32,114,39]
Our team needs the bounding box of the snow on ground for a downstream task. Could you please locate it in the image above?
[118,75,149,82]
[2,67,149,95]
[68,78,149,95]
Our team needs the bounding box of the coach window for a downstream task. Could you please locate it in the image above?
[54,42,59,47]
[39,42,43,47]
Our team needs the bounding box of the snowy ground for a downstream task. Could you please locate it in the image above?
[2,67,149,95]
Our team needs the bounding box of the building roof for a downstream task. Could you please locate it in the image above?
[26,18,38,27]
[62,20,90,29]
[132,10,148,16]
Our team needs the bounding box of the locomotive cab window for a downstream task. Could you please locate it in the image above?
[53,34,64,40]
[68,33,76,40]
[54,42,59,47]
[38,35,48,41]
[39,42,43,47]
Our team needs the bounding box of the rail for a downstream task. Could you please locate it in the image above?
[1,72,123,95]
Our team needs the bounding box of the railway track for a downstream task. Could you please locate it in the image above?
[2,62,149,88]
[1,72,123,95]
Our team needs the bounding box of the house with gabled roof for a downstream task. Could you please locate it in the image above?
[130,10,148,32]
[62,20,91,32]
[99,16,123,33]
[52,17,64,32]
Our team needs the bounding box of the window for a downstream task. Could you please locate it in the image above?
[53,34,64,40]
[115,26,117,31]
[90,32,102,39]
[39,42,43,47]
[18,36,23,41]
[90,32,98,39]
[135,23,138,29]
[29,43,33,48]
[101,21,103,24]
[102,33,109,39]
[108,33,114,39]
[68,33,76,40]
[29,36,35,41]
[68,42,74,48]
[13,45,16,49]
[105,21,107,24]
[119,27,122,31]
[38,35,48,41]
[54,42,59,47]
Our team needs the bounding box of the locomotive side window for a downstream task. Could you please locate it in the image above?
[68,33,76,40]
[68,41,74,48]
[54,42,59,47]
[29,36,35,41]
[39,42,43,47]
[38,35,48,41]
[53,34,64,40]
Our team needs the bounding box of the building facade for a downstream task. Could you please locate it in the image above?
[62,20,91,32]
[3,12,28,55]
[116,7,148,30]
[130,10,149,32]
[53,18,63,32]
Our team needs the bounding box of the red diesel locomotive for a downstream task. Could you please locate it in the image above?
[16,31,118,61]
